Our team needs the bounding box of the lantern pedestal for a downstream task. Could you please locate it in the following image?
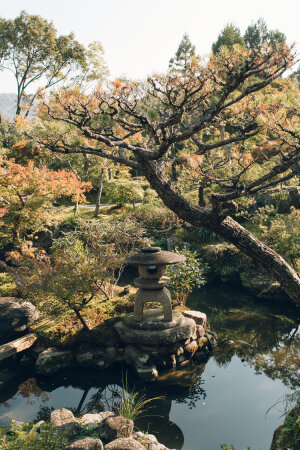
[115,308,217,381]
[115,247,217,381]
[133,276,172,321]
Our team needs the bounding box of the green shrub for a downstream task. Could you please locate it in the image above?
[252,206,300,271]
[103,179,144,205]
[9,218,149,331]
[56,214,83,233]
[166,248,206,305]
[0,422,68,449]
[173,226,217,250]
[0,272,18,297]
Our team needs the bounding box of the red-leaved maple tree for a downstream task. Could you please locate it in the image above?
[0,155,91,242]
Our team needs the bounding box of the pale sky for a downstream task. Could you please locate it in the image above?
[0,0,299,93]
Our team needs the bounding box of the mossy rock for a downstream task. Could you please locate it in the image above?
[270,406,300,450]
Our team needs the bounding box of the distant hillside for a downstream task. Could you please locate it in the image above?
[0,93,17,120]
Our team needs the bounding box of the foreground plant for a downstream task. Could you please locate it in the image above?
[116,375,163,422]
[0,422,68,450]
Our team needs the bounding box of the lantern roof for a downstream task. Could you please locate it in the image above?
[126,247,186,266]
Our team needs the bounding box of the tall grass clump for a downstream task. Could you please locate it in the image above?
[116,375,163,421]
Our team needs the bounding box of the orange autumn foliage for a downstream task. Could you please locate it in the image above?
[0,156,91,203]
[0,156,91,241]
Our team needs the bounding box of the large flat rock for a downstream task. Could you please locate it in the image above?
[123,310,184,330]
[182,310,207,327]
[51,408,75,426]
[115,316,195,345]
[36,347,74,375]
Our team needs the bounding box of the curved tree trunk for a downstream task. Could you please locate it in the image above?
[139,157,300,306]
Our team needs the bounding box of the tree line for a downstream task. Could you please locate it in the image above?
[0,11,299,305]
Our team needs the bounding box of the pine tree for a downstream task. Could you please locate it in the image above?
[244,18,286,50]
[169,33,197,73]
[212,24,245,54]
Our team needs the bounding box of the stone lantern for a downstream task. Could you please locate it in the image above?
[126,247,185,322]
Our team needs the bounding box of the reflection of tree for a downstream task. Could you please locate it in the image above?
[1,378,50,407]
[189,287,300,390]
[71,384,122,416]
[74,387,89,415]
[212,307,297,349]
[252,334,300,389]
[213,325,300,390]
[16,378,49,404]
[35,406,55,423]
[213,329,300,390]
[33,384,124,422]
[175,379,206,409]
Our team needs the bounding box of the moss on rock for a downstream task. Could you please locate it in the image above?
[270,406,300,450]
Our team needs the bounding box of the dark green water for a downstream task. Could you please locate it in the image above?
[0,284,299,450]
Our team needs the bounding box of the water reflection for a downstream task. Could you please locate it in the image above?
[0,367,189,449]
[0,284,299,449]
[188,284,300,390]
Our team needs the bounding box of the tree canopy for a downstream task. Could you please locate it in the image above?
[169,33,197,73]
[26,36,300,304]
[1,13,299,305]
[212,19,286,54]
[0,11,107,116]
[212,24,245,53]
[244,18,286,50]
[0,155,91,242]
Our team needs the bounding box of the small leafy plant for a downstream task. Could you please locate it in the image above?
[166,248,206,305]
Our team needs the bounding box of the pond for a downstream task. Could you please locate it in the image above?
[0,284,299,450]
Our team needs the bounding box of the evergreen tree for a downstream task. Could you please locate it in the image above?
[212,24,245,54]
[29,31,300,304]
[244,18,286,50]
[169,33,197,73]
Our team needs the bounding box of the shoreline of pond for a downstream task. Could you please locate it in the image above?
[0,283,299,449]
